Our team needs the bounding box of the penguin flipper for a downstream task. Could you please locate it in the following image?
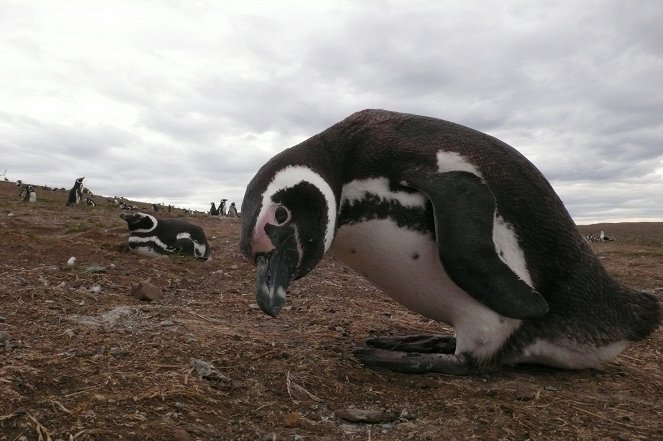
[407,171,548,319]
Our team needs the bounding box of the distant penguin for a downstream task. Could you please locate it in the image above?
[21,185,35,202]
[219,199,228,216]
[18,185,28,200]
[168,205,172,213]
[120,212,210,259]
[85,197,96,207]
[209,202,219,216]
[16,179,22,187]
[240,109,661,375]
[28,186,36,203]
[66,177,85,206]
[599,231,614,242]
[152,204,160,212]
[226,202,239,218]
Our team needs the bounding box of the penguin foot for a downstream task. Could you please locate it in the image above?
[353,348,474,375]
[365,334,456,354]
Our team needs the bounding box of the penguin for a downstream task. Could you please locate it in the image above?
[20,185,35,202]
[28,185,36,203]
[66,177,85,206]
[120,212,211,259]
[18,185,28,201]
[240,109,661,375]
[85,197,96,207]
[209,202,219,216]
[219,199,228,216]
[226,202,239,218]
[599,231,614,242]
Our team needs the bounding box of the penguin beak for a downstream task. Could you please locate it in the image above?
[255,252,290,317]
[254,227,300,317]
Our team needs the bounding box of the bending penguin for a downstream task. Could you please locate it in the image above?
[120,212,210,259]
[240,109,661,375]
[66,177,85,206]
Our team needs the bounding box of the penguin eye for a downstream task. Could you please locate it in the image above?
[274,206,291,225]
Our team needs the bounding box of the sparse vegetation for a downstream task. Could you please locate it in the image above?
[0,180,661,440]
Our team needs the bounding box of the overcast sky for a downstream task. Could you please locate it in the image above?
[1,0,662,224]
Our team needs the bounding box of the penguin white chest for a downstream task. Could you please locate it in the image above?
[330,219,521,360]
[331,219,466,323]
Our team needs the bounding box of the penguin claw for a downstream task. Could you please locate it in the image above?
[353,348,473,375]
[365,334,456,354]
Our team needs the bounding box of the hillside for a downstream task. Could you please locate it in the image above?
[1,180,662,440]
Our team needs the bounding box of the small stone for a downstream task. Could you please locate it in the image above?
[89,284,102,293]
[7,212,14,217]
[85,265,107,273]
[129,282,163,301]
[0,331,13,350]
[67,257,76,266]
[110,347,128,357]
[159,320,175,327]
[173,428,192,441]
[284,412,302,428]
[0,315,5,323]
[335,408,398,424]
[248,303,260,310]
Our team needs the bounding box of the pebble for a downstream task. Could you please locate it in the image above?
[89,285,102,293]
[67,257,76,266]
[129,282,163,301]
[173,428,192,441]
[110,347,128,357]
[335,408,398,424]
[7,212,14,217]
[283,412,302,428]
[85,265,107,273]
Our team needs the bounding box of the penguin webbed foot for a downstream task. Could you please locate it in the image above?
[353,347,474,375]
[365,334,456,354]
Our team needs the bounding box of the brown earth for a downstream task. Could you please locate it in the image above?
[0,180,662,441]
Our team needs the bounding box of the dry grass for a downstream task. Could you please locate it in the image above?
[1,181,661,440]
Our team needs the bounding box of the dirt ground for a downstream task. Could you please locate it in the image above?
[1,180,661,441]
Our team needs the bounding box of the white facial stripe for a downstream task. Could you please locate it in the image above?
[257,165,337,252]
[437,151,483,177]
[341,177,427,208]
[492,214,533,287]
[129,213,158,233]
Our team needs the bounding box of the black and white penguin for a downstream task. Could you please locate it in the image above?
[85,197,96,207]
[599,231,614,242]
[240,109,661,375]
[219,199,228,216]
[21,185,36,202]
[66,177,85,206]
[120,212,210,259]
[226,202,239,218]
[209,202,219,216]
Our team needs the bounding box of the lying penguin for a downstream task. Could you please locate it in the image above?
[240,109,661,375]
[121,212,210,260]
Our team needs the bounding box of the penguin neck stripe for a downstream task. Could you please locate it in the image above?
[437,151,483,177]
[260,165,337,252]
[130,214,158,233]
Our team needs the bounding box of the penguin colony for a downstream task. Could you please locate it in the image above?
[120,212,211,259]
[240,109,661,375]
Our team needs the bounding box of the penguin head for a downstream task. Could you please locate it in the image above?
[241,165,338,317]
[120,212,157,232]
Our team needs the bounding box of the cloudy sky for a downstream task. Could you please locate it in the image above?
[1,0,662,223]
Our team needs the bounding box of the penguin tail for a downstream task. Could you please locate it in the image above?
[622,286,662,341]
